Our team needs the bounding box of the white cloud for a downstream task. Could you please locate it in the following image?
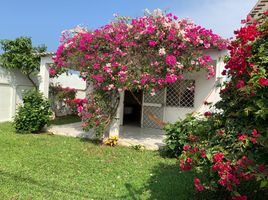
[175,0,257,39]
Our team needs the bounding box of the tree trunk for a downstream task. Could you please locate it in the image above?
[26,73,37,89]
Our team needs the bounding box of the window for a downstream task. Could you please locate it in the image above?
[166,80,195,107]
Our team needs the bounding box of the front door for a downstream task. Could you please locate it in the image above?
[142,89,165,129]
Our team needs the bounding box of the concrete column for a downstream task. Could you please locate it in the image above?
[39,57,50,98]
[109,91,123,138]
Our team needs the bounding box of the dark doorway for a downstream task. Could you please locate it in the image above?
[123,90,142,126]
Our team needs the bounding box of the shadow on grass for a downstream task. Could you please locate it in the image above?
[122,162,268,200]
[121,163,195,200]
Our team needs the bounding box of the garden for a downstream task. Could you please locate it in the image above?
[0,9,267,200]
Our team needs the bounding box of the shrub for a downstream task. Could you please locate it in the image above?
[164,113,222,157]
[14,90,52,133]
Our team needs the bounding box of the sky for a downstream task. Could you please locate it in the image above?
[0,0,257,52]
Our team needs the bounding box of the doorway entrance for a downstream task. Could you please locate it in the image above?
[123,90,142,126]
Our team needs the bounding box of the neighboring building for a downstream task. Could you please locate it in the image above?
[249,0,268,19]
[0,52,86,122]
[0,67,36,121]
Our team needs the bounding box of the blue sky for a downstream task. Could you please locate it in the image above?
[0,0,256,51]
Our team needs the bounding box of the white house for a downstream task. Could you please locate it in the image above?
[37,48,227,137]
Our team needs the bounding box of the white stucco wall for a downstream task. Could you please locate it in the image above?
[0,67,35,121]
[164,49,226,123]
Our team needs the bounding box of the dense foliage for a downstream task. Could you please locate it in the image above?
[175,13,268,199]
[51,10,227,137]
[0,37,46,88]
[164,113,219,158]
[14,90,52,133]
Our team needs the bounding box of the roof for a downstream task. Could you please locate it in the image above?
[249,0,268,19]
[36,52,55,57]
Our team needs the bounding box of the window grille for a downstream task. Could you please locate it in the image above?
[166,80,195,107]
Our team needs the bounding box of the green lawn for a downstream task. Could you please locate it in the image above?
[0,122,194,200]
[49,115,81,126]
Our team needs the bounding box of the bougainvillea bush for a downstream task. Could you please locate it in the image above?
[50,9,227,137]
[178,13,268,199]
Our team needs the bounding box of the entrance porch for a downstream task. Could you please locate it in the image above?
[48,122,165,150]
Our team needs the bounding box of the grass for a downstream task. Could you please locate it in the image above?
[0,122,194,200]
[49,115,81,125]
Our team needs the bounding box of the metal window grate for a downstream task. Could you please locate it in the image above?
[166,80,195,107]
[143,106,164,129]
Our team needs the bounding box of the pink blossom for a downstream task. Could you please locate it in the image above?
[259,78,268,86]
[77,106,84,113]
[238,134,247,141]
[121,66,128,71]
[183,144,191,151]
[93,63,100,69]
[166,55,177,66]
[166,74,177,83]
[236,80,245,89]
[251,129,259,137]
[194,178,204,191]
[232,195,247,200]
[213,152,224,163]
[148,40,157,47]
[92,74,104,82]
[49,68,56,76]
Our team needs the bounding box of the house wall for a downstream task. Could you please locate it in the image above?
[164,70,217,123]
[0,67,35,122]
[164,49,226,123]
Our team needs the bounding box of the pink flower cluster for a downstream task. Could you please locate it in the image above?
[51,10,227,95]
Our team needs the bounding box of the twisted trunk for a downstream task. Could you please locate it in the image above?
[26,73,37,89]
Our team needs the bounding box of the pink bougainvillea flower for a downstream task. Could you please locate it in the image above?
[166,54,177,66]
[77,106,84,113]
[194,178,204,191]
[212,152,224,163]
[238,134,247,141]
[250,137,257,144]
[92,74,104,82]
[180,157,193,171]
[93,63,100,70]
[232,195,247,200]
[201,148,207,158]
[166,73,177,83]
[251,129,259,137]
[148,40,157,47]
[259,78,268,86]
[183,144,191,151]
[236,80,245,89]
[49,68,56,76]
